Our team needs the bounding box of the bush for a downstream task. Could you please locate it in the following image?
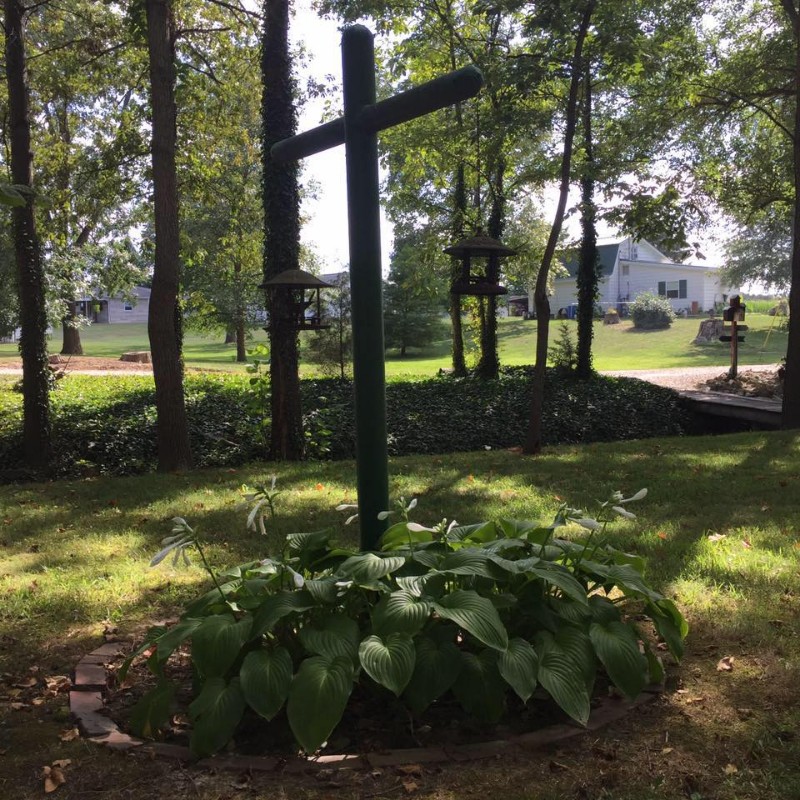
[630,292,676,330]
[0,370,691,480]
[123,491,687,757]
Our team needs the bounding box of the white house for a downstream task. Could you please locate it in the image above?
[74,286,151,324]
[549,237,737,315]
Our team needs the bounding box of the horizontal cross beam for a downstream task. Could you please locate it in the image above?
[271,65,484,163]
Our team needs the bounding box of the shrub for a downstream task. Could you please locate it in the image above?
[123,490,687,757]
[630,292,676,330]
[0,370,691,480]
[547,322,577,371]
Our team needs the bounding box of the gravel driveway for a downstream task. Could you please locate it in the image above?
[603,364,779,392]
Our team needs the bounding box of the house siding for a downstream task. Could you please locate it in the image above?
[107,298,149,323]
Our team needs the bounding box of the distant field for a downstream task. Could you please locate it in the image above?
[0,313,788,376]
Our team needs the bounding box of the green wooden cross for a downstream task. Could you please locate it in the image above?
[272,25,483,550]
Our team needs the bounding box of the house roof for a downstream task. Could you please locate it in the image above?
[561,243,620,279]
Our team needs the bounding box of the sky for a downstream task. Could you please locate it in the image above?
[289,6,395,273]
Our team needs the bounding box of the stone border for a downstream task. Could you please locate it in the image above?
[71,641,662,771]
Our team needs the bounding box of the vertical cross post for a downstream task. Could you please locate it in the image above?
[342,27,388,549]
[270,25,483,551]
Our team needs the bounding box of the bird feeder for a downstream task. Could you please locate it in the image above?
[260,269,334,331]
[444,233,515,296]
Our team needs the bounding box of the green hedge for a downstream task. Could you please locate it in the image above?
[0,369,690,479]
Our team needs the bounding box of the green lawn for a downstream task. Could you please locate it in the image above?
[0,313,788,375]
[1,431,799,798]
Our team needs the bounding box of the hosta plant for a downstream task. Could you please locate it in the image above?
[122,489,687,757]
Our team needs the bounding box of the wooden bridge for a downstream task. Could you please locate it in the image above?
[678,390,782,428]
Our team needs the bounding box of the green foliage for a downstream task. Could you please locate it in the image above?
[548,322,578,371]
[0,370,690,479]
[630,292,676,330]
[125,489,685,755]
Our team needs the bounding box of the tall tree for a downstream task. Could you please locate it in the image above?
[145,0,193,471]
[262,0,304,459]
[780,0,800,428]
[524,0,595,455]
[4,0,50,473]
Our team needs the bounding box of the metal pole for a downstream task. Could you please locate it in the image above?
[342,25,389,550]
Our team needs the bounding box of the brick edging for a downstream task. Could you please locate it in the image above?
[71,641,662,770]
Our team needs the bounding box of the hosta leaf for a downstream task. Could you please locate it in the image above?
[588,595,620,624]
[403,633,462,713]
[380,521,434,550]
[433,590,508,651]
[440,548,507,579]
[191,615,252,678]
[497,518,539,538]
[452,649,506,723]
[644,645,665,685]
[372,590,431,636]
[536,629,593,726]
[304,577,339,604]
[358,633,416,695]
[153,618,203,662]
[239,648,293,720]
[189,677,246,756]
[527,563,588,605]
[499,638,539,702]
[287,655,354,753]
[445,521,497,543]
[129,679,175,738]
[338,553,406,583]
[300,626,358,661]
[251,590,316,637]
[410,550,443,570]
[589,621,648,699]
[184,580,240,617]
[648,600,687,660]
[581,561,662,601]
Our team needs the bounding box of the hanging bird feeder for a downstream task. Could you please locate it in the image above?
[444,233,515,296]
[260,269,334,331]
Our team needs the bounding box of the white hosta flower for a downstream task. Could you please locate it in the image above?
[575,517,602,531]
[345,513,359,526]
[407,522,436,533]
[620,488,647,504]
[612,506,637,520]
[405,498,418,513]
[377,510,391,520]
[336,503,358,511]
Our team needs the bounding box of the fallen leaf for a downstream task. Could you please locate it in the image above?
[661,747,674,755]
[397,764,422,777]
[760,505,770,512]
[742,539,752,549]
[315,483,324,491]
[10,702,29,710]
[724,763,738,775]
[466,475,475,483]
[402,779,419,793]
[657,532,668,540]
[717,656,735,672]
[43,765,66,793]
[59,728,80,743]
[549,760,570,772]
[52,759,71,768]
[708,533,726,542]
[31,697,45,707]
[13,677,37,688]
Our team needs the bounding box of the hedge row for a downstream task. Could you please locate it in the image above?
[0,369,690,479]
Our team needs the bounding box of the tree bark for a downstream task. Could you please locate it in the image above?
[5,0,51,474]
[236,318,246,362]
[782,0,800,428]
[60,304,84,356]
[449,160,467,376]
[524,0,595,454]
[145,0,193,472]
[262,0,304,459]
[576,63,598,379]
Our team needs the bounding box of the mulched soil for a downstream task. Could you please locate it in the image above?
[702,368,783,399]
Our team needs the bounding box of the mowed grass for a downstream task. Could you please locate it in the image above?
[1,431,799,798]
[0,313,788,376]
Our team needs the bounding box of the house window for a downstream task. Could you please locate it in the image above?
[657,280,687,299]
[621,263,630,276]
[123,302,133,311]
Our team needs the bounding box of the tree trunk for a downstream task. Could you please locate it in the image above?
[224,328,236,344]
[145,0,193,472]
[783,0,800,428]
[5,0,50,474]
[524,0,595,454]
[262,0,304,459]
[449,161,467,376]
[61,302,83,355]
[235,320,246,362]
[576,64,598,379]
